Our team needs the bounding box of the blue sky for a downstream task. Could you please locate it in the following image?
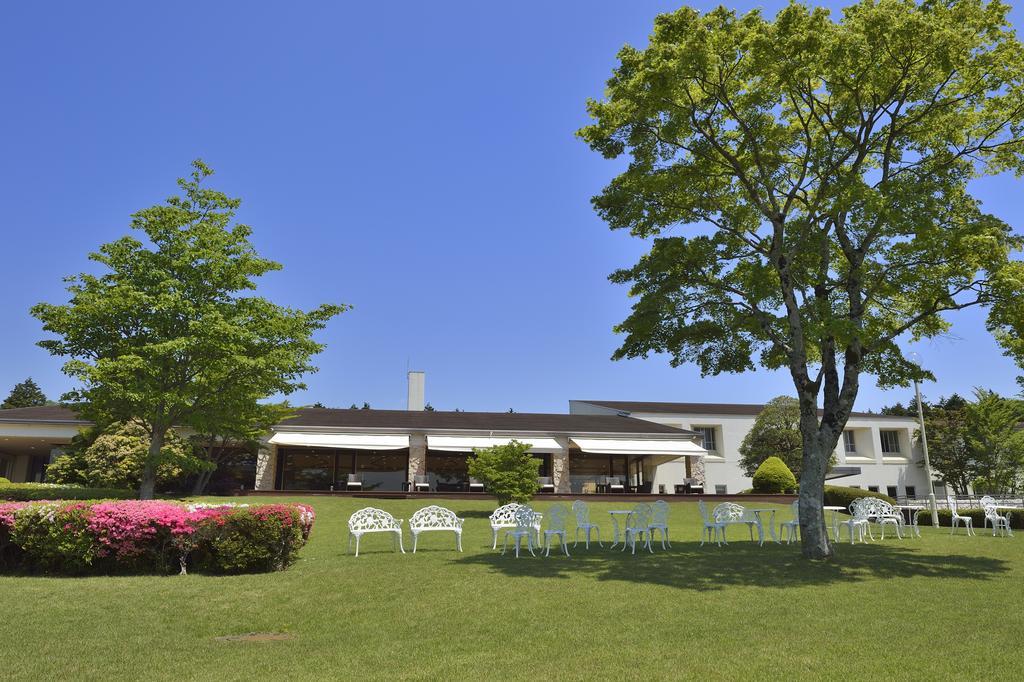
[1,1,1022,413]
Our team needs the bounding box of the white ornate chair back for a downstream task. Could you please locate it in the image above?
[947,496,960,515]
[409,505,462,530]
[513,505,537,532]
[789,499,799,520]
[712,502,745,523]
[547,503,570,532]
[627,503,653,530]
[980,495,996,508]
[572,500,590,526]
[490,503,523,526]
[348,507,399,532]
[650,500,669,526]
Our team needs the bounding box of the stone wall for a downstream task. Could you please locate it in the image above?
[550,439,571,493]
[254,443,277,491]
[407,433,426,483]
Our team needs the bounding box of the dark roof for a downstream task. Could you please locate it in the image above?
[574,400,912,420]
[0,405,87,423]
[280,408,695,436]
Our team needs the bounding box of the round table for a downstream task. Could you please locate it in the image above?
[608,510,633,548]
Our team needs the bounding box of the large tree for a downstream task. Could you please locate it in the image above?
[965,388,1024,493]
[1,378,48,409]
[738,396,804,477]
[579,0,1024,558]
[33,161,345,499]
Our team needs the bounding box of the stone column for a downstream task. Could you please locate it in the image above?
[691,456,706,485]
[551,437,571,493]
[408,433,426,485]
[254,442,277,491]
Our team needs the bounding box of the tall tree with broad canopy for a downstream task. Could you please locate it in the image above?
[579,0,1024,558]
[33,161,346,499]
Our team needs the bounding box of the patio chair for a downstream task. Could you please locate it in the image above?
[538,476,555,494]
[647,500,671,549]
[698,499,726,546]
[490,503,542,549]
[606,476,625,493]
[346,473,362,491]
[543,503,571,557]
[836,498,871,544]
[983,503,1013,537]
[622,503,654,555]
[780,500,800,544]
[502,506,539,558]
[572,499,603,548]
[712,502,759,544]
[948,496,975,536]
[412,474,430,493]
[979,496,1003,532]
[347,507,404,557]
[861,498,903,539]
[408,505,464,553]
[468,477,485,492]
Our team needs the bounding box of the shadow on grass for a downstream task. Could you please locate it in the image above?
[454,540,1011,591]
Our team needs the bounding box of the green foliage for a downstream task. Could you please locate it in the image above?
[0,483,134,501]
[1,378,48,409]
[963,389,1024,493]
[578,0,1024,555]
[31,160,346,498]
[923,404,975,494]
[0,477,9,486]
[751,456,797,493]
[739,396,803,477]
[822,485,895,509]
[466,440,540,504]
[916,507,1022,531]
[10,503,96,574]
[46,422,206,491]
[191,506,306,574]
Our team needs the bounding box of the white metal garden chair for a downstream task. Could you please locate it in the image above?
[347,507,404,557]
[622,503,654,555]
[408,505,464,553]
[647,500,671,549]
[543,503,571,557]
[836,498,871,544]
[948,496,975,536]
[861,498,903,539]
[502,506,539,558]
[572,499,603,548]
[780,500,800,544]
[489,503,542,549]
[983,503,1013,537]
[698,499,727,546]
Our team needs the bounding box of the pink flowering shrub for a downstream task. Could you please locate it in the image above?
[0,500,315,575]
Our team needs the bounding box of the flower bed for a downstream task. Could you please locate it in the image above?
[0,500,314,575]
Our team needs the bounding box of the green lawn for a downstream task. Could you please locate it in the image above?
[1,497,1020,681]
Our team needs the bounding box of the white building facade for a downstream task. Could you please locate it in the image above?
[570,400,935,499]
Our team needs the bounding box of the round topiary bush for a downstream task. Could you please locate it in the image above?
[751,456,797,493]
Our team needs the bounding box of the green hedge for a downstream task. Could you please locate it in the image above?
[915,507,1023,530]
[822,485,895,509]
[0,483,135,501]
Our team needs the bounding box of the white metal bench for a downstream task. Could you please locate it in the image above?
[860,497,903,539]
[347,507,404,557]
[408,505,465,553]
[489,503,542,549]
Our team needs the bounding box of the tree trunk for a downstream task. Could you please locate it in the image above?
[139,428,164,500]
[191,468,212,496]
[797,432,834,560]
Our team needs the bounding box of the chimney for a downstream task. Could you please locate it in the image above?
[407,371,425,411]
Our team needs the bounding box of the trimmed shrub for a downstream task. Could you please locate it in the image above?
[915,507,1023,530]
[822,485,895,509]
[0,500,315,575]
[751,457,797,493]
[0,477,10,485]
[0,483,134,501]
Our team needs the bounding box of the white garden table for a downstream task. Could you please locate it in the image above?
[897,505,927,538]
[744,508,780,545]
[608,510,633,548]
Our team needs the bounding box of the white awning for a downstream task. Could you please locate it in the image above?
[269,432,409,450]
[571,437,706,457]
[427,436,562,452]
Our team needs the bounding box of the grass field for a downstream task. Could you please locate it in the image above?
[1,496,1020,681]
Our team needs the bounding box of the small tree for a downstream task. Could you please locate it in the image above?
[47,422,205,490]
[32,161,345,499]
[189,401,290,495]
[738,396,804,477]
[922,405,975,495]
[965,389,1024,493]
[467,440,540,504]
[752,456,797,493]
[1,378,48,409]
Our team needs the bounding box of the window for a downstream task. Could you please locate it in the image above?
[887,486,898,498]
[695,427,718,453]
[905,486,916,499]
[843,430,857,453]
[879,430,902,454]
[868,485,879,493]
[715,484,727,495]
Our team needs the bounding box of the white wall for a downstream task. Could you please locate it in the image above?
[569,402,933,497]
